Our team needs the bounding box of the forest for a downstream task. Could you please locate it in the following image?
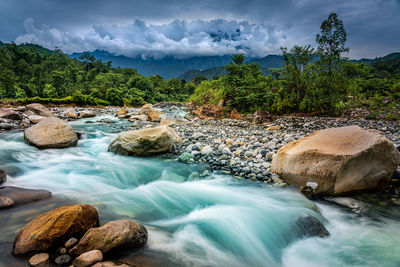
[0,13,399,119]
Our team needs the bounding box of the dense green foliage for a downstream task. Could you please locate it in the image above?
[0,43,194,106]
[189,13,400,119]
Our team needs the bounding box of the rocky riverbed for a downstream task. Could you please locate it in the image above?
[1,103,400,266]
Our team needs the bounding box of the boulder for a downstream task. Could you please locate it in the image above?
[26,103,54,117]
[0,108,22,120]
[24,118,78,149]
[64,109,79,119]
[0,169,6,184]
[295,216,329,238]
[0,186,51,209]
[28,253,49,267]
[72,250,103,267]
[253,110,273,124]
[28,115,47,124]
[64,237,78,249]
[117,109,128,115]
[139,104,161,121]
[128,115,148,121]
[271,126,400,196]
[108,125,182,156]
[0,196,14,208]
[159,114,189,126]
[229,109,242,120]
[69,220,147,255]
[194,105,225,119]
[79,110,96,118]
[12,204,99,255]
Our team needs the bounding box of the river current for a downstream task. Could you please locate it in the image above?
[0,115,399,267]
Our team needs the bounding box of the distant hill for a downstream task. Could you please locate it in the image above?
[70,50,233,79]
[70,49,400,81]
[179,55,284,81]
[179,66,227,80]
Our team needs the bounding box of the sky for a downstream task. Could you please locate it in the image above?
[0,0,399,59]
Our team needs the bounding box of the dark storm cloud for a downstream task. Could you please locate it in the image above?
[1,0,399,58]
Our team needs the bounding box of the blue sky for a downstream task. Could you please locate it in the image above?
[1,0,399,59]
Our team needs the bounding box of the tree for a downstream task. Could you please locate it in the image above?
[316,12,349,74]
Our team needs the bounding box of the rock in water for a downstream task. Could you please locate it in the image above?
[12,204,99,255]
[72,250,103,267]
[28,253,49,267]
[24,118,78,149]
[271,126,400,196]
[0,186,51,208]
[295,216,329,238]
[79,110,96,118]
[26,103,54,117]
[69,220,147,255]
[108,125,182,156]
[0,169,6,184]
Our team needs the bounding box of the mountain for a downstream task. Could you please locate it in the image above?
[70,50,233,79]
[179,54,284,81]
[179,66,227,80]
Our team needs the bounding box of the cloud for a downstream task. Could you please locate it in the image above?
[15,18,287,58]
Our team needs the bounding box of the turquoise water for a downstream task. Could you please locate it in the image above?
[0,116,399,267]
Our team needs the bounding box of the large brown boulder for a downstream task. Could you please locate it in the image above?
[24,118,78,149]
[271,126,400,196]
[12,204,99,255]
[26,103,54,117]
[69,220,147,256]
[108,125,182,156]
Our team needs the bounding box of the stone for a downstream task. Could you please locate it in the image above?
[108,125,182,156]
[229,109,242,120]
[0,169,6,184]
[64,237,78,249]
[117,110,128,115]
[12,204,99,255]
[72,250,103,267]
[0,196,15,208]
[0,108,22,120]
[24,118,78,149]
[54,254,72,265]
[271,126,400,196]
[201,145,213,155]
[295,216,329,238]
[0,122,15,130]
[28,253,49,267]
[92,262,130,267]
[79,110,96,118]
[64,109,79,119]
[266,125,282,131]
[69,220,147,255]
[178,152,194,163]
[253,111,273,124]
[57,247,67,254]
[128,115,148,122]
[26,103,54,117]
[28,115,47,124]
[0,186,51,208]
[139,104,161,122]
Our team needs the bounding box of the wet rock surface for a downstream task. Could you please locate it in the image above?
[0,186,51,209]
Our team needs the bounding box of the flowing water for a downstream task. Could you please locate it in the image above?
[0,116,399,267]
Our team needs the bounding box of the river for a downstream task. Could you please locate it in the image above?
[1,115,399,267]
